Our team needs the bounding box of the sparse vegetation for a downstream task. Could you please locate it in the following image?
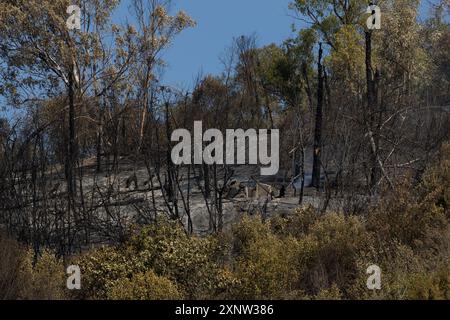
[0,0,449,300]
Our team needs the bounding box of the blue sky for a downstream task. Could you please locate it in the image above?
[113,0,438,90]
[1,0,294,119]
[114,0,295,89]
[0,0,442,120]
[163,0,294,89]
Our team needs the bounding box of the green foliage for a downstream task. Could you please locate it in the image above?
[228,216,300,299]
[422,142,450,214]
[257,28,316,109]
[270,205,318,238]
[16,143,449,301]
[74,154,450,300]
[73,246,146,299]
[328,24,365,92]
[107,270,182,300]
[289,0,367,45]
[0,231,28,299]
[128,218,221,299]
[404,262,450,299]
[0,232,66,300]
[0,0,448,302]
[299,213,373,295]
[314,284,343,300]
[367,143,450,252]
[74,218,222,299]
[24,249,67,300]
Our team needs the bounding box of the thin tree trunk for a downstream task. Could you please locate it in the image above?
[203,163,210,199]
[67,70,76,198]
[65,66,77,256]
[365,31,380,187]
[312,43,324,189]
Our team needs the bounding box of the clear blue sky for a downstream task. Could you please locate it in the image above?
[0,0,441,119]
[163,0,294,89]
[114,0,294,89]
[1,0,294,119]
[113,0,437,90]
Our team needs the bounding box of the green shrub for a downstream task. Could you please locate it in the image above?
[405,261,450,299]
[422,142,450,215]
[297,213,373,296]
[73,246,146,299]
[128,217,221,299]
[270,206,318,238]
[107,270,183,300]
[0,232,66,300]
[228,216,300,299]
[24,249,66,300]
[59,144,450,300]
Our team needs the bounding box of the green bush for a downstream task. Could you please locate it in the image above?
[128,218,222,299]
[29,143,450,300]
[23,249,67,300]
[228,216,300,299]
[405,261,450,299]
[0,232,66,300]
[107,270,183,300]
[75,217,223,299]
[73,246,146,299]
[296,212,373,296]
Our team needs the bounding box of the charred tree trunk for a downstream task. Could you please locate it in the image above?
[312,43,324,189]
[299,145,306,204]
[203,163,211,199]
[165,102,176,214]
[365,31,380,187]
[64,66,78,256]
[96,101,104,173]
[67,70,77,198]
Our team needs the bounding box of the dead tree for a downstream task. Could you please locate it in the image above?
[312,43,324,189]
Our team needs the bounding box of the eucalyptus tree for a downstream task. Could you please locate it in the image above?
[0,0,132,254]
[129,0,195,152]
